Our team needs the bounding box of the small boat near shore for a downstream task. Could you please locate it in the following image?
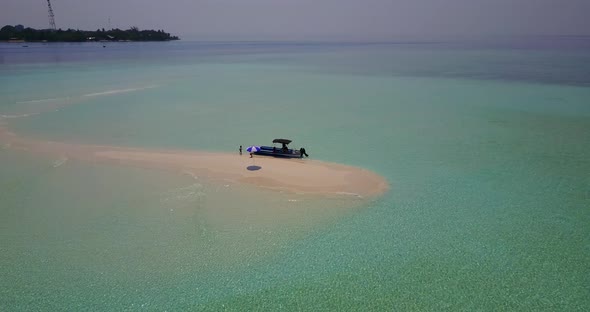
[253,138,309,158]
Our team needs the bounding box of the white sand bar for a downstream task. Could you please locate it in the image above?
[1,126,388,197]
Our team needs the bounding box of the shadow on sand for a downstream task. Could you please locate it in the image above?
[247,165,262,171]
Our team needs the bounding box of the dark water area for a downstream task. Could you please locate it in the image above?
[3,37,589,87]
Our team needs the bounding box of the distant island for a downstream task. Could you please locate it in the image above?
[1,25,179,42]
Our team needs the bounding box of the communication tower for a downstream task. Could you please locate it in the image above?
[47,0,57,30]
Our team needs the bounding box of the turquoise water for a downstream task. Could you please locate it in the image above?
[1,41,589,310]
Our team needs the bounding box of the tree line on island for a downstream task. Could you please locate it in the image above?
[1,25,179,42]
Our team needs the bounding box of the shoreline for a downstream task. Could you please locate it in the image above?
[0,125,389,198]
[1,39,180,43]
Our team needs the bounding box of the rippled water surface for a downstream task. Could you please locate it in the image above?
[1,40,589,310]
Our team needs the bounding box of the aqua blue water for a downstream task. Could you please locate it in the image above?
[1,40,589,310]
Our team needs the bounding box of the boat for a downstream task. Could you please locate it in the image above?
[253,138,309,158]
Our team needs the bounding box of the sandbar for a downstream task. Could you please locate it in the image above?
[0,125,388,197]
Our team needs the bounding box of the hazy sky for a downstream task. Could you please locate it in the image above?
[2,0,589,40]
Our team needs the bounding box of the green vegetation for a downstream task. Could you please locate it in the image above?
[0,25,179,42]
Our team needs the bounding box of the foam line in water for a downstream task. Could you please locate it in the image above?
[334,191,363,198]
[5,85,159,120]
[52,156,68,168]
[83,85,158,97]
[16,97,63,104]
[0,113,33,119]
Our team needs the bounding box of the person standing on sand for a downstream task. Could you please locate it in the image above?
[239,145,242,155]
[300,147,309,158]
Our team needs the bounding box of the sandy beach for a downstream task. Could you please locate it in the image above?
[0,124,388,197]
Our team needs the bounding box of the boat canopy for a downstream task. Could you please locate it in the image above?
[272,138,292,144]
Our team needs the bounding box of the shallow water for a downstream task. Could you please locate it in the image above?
[1,40,589,310]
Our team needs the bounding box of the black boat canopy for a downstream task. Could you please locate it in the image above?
[273,138,292,144]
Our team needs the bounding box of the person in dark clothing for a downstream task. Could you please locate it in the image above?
[299,147,309,158]
[239,145,242,155]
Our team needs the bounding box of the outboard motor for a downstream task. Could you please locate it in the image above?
[299,147,309,158]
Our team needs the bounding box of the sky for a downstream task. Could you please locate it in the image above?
[1,0,589,41]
